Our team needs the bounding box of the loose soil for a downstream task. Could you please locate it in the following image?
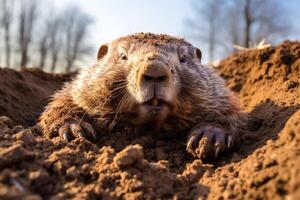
[0,41,299,200]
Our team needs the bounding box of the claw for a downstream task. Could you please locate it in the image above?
[10,178,26,193]
[199,145,205,158]
[59,125,73,141]
[58,121,96,142]
[227,135,233,148]
[215,145,221,158]
[81,121,97,141]
[187,130,204,152]
[70,123,85,138]
[186,135,196,151]
[187,126,232,159]
[63,132,72,141]
[76,131,85,138]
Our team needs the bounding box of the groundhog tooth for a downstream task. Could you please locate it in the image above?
[152,98,159,106]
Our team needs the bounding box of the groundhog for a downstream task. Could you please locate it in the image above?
[39,33,245,159]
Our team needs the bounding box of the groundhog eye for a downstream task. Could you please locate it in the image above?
[180,55,187,63]
[120,53,128,60]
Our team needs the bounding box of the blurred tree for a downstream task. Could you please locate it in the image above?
[228,0,290,48]
[1,0,14,67]
[38,19,51,70]
[62,7,93,72]
[185,0,223,61]
[0,0,94,72]
[48,17,63,72]
[186,0,290,60]
[0,1,2,65]
[18,0,38,68]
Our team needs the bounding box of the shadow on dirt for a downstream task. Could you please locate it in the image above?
[213,100,300,167]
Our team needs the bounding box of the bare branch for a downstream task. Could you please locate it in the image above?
[1,0,14,67]
[185,0,291,59]
[61,7,94,72]
[18,0,38,68]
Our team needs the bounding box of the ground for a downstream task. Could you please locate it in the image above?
[0,41,299,200]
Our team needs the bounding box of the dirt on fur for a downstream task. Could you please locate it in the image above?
[0,41,299,200]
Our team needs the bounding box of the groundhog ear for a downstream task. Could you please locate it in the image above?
[194,48,202,62]
[97,44,109,61]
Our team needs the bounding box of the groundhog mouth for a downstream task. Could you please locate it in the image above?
[141,98,172,111]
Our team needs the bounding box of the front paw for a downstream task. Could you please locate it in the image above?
[58,120,96,142]
[186,125,234,159]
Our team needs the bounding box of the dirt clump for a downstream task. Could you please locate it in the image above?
[113,145,144,168]
[0,41,299,199]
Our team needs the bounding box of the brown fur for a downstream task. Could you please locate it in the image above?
[39,33,245,142]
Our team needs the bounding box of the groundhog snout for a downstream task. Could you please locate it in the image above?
[138,60,171,85]
[134,59,175,104]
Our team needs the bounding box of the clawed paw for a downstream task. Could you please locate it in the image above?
[186,125,234,159]
[58,121,96,142]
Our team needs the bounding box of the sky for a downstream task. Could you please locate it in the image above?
[52,0,192,44]
[50,0,300,63]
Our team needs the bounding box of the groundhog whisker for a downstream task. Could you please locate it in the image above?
[111,82,128,89]
[110,87,126,94]
[110,79,127,84]
[118,93,133,114]
[115,93,128,116]
[116,94,126,113]
[78,100,100,126]
[110,86,127,98]
[111,93,128,108]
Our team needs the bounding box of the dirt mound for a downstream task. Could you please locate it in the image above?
[0,68,71,126]
[0,41,299,199]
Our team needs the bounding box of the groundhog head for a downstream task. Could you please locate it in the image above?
[78,33,202,128]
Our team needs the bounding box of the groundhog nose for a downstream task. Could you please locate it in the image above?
[140,62,170,83]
